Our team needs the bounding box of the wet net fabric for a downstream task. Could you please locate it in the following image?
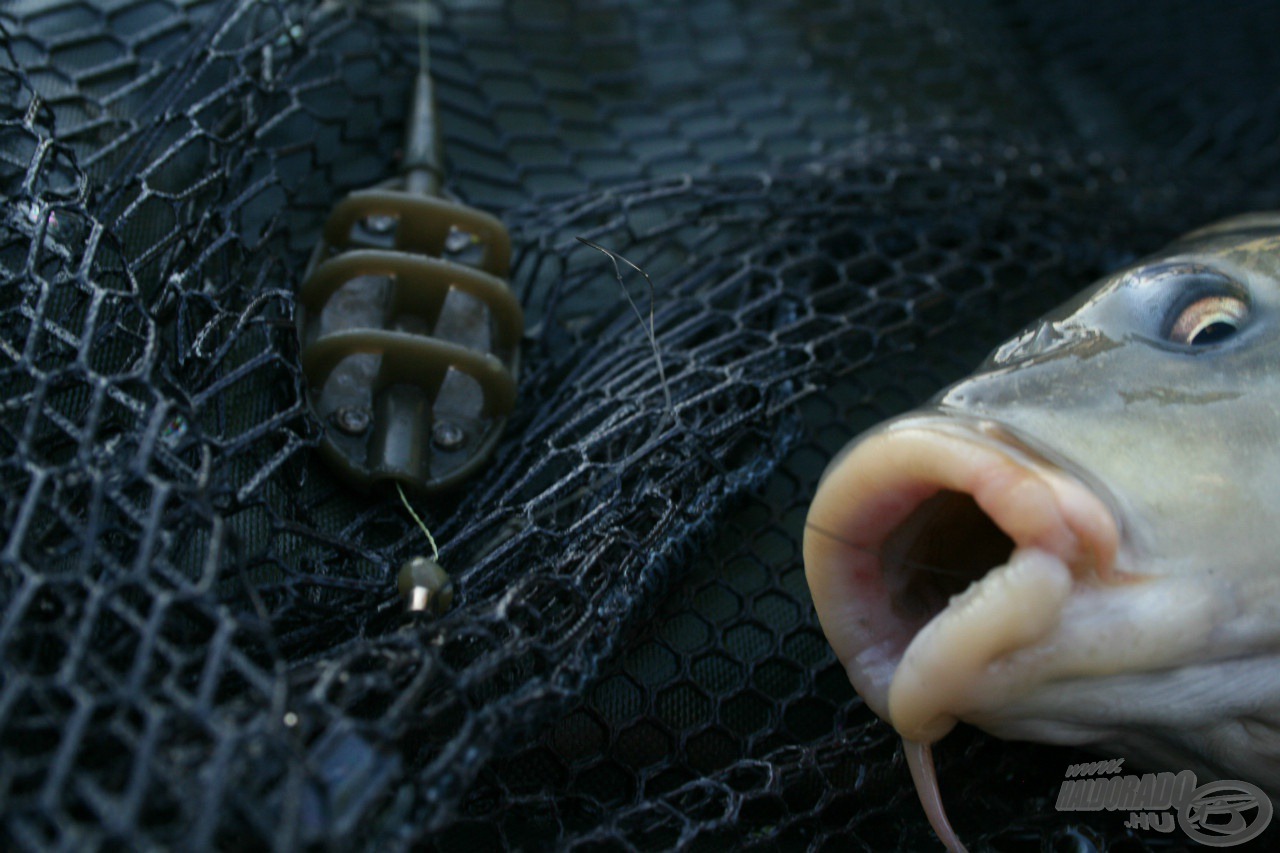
[1,1,1277,850]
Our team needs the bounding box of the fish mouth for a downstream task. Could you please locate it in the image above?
[803,415,1128,744]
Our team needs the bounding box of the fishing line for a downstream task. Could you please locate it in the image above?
[396,481,440,562]
[570,235,972,584]
[803,519,981,580]
[576,237,674,418]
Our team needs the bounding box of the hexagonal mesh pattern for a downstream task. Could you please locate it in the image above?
[1,1,1277,849]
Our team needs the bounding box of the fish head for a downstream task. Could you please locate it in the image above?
[804,213,1280,844]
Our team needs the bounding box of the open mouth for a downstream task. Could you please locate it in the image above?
[880,489,1016,623]
[803,416,1122,742]
[803,416,1125,850]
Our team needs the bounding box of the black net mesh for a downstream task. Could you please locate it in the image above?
[2,1,1277,850]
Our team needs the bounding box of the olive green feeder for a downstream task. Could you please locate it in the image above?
[296,52,521,494]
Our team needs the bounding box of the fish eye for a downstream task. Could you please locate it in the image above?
[1168,293,1249,346]
[1131,264,1251,349]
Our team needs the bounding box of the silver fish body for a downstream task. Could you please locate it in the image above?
[804,213,1280,848]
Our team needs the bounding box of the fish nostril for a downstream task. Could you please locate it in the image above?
[992,321,1067,364]
[991,330,1032,365]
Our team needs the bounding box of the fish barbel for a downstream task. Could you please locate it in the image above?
[804,213,1280,849]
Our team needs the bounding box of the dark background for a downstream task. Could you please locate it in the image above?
[1,1,1277,849]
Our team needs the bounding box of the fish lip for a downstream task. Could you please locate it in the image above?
[924,408,1130,530]
[803,413,1127,742]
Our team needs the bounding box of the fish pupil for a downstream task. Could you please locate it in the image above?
[1189,320,1237,346]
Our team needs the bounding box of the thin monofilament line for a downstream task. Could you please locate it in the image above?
[804,520,977,579]
[576,237,674,418]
